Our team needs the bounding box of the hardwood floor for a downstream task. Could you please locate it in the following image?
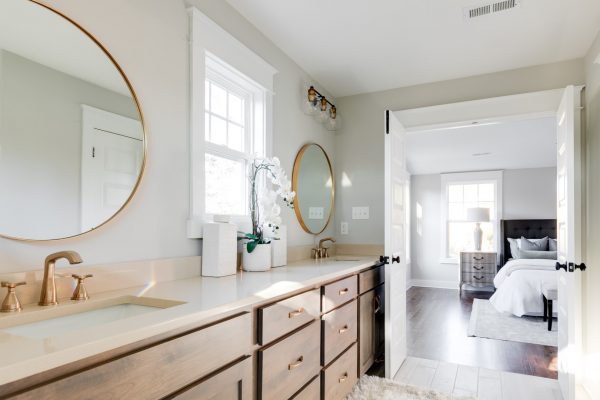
[407,287,558,379]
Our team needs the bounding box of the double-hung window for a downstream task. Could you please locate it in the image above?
[441,171,503,262]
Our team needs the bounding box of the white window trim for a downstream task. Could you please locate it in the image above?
[187,7,277,238]
[439,170,503,264]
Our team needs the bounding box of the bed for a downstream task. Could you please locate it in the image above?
[489,219,558,317]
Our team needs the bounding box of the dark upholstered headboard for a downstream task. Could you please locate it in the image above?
[500,219,557,265]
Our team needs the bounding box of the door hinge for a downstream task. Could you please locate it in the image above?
[385,110,390,134]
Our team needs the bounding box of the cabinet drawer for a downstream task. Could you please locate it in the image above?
[322,275,357,313]
[12,313,252,400]
[461,272,495,284]
[258,321,320,400]
[258,289,320,345]
[172,356,252,400]
[322,343,358,400]
[358,265,384,294]
[462,263,496,274]
[290,376,320,400]
[461,253,496,264]
[322,299,358,366]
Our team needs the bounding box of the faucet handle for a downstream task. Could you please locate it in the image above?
[1,281,26,313]
[71,274,93,301]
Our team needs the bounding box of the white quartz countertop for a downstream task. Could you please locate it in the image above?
[0,256,378,386]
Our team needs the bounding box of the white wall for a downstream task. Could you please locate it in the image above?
[409,167,557,285]
[335,59,584,246]
[0,0,335,273]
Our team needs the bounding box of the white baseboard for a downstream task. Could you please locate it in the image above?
[408,279,458,290]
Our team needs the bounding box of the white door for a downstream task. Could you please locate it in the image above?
[384,110,408,379]
[556,85,584,400]
[81,105,143,231]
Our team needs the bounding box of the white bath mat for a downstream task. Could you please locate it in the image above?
[467,299,557,346]
[347,375,477,400]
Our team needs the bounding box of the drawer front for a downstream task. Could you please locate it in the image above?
[290,376,320,400]
[13,313,252,400]
[322,299,358,366]
[322,343,358,400]
[358,265,384,294]
[461,252,496,264]
[258,289,320,345]
[322,275,357,313]
[258,321,320,400]
[461,272,495,284]
[462,262,496,274]
[172,357,252,400]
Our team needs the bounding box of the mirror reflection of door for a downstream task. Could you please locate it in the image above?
[80,106,143,232]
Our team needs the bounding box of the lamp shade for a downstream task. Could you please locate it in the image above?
[466,207,490,222]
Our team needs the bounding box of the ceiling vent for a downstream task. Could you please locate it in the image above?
[464,0,521,20]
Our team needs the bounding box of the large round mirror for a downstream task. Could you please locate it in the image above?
[292,143,334,234]
[0,0,145,240]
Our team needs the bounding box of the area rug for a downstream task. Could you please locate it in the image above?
[467,299,557,346]
[347,375,477,400]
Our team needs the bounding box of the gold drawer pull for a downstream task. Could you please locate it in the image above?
[338,325,349,334]
[288,356,304,370]
[288,308,304,318]
[339,372,348,383]
[339,288,349,296]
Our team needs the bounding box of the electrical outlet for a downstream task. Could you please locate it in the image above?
[352,206,370,220]
[340,222,349,235]
[309,207,324,220]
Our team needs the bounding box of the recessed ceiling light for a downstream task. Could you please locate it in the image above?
[472,152,492,157]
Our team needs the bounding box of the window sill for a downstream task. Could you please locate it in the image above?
[439,258,459,265]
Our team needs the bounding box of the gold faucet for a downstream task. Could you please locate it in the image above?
[39,251,83,306]
[312,237,336,259]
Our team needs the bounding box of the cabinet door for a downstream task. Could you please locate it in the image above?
[373,284,385,362]
[172,357,252,400]
[359,290,375,375]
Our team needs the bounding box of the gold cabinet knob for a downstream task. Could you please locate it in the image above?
[71,274,93,301]
[1,281,26,313]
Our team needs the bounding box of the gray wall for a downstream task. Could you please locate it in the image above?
[0,50,138,239]
[409,167,557,284]
[0,0,334,272]
[584,28,600,398]
[335,59,585,246]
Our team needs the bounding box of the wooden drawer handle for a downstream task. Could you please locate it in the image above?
[288,308,304,318]
[338,325,349,334]
[338,288,349,296]
[288,356,304,370]
[339,372,348,383]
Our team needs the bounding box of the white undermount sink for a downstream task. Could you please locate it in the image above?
[0,296,185,340]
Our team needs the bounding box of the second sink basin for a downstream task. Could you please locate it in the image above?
[0,296,184,340]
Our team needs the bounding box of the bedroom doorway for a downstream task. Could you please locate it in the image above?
[384,86,586,399]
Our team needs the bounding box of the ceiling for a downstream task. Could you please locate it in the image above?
[405,116,557,175]
[225,0,600,97]
[0,0,131,96]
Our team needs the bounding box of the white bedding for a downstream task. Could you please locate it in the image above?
[489,258,557,317]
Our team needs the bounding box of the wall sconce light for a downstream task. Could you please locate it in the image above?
[303,85,340,131]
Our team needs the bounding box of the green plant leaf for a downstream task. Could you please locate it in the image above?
[247,240,258,253]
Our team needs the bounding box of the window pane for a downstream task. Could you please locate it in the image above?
[464,184,478,202]
[228,93,244,125]
[228,123,244,152]
[205,81,210,111]
[448,185,463,202]
[210,115,227,146]
[205,153,246,215]
[204,112,210,141]
[210,84,227,117]
[448,203,463,220]
[479,183,494,202]
[479,202,494,218]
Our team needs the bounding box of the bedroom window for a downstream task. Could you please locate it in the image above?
[441,171,503,263]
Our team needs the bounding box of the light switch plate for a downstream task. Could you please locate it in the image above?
[340,222,348,235]
[309,207,324,220]
[352,206,370,220]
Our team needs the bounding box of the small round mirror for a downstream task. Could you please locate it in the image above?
[292,143,334,234]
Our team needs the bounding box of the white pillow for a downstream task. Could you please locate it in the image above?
[516,238,547,249]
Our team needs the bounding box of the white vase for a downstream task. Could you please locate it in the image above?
[242,243,272,272]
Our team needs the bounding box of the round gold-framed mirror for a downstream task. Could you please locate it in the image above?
[292,143,334,234]
[0,0,146,241]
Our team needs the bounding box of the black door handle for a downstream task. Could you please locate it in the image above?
[556,262,567,271]
[379,256,390,265]
[574,263,587,271]
[392,256,400,264]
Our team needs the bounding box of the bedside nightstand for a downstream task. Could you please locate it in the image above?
[459,251,497,295]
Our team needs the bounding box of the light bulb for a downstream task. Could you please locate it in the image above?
[302,99,317,115]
